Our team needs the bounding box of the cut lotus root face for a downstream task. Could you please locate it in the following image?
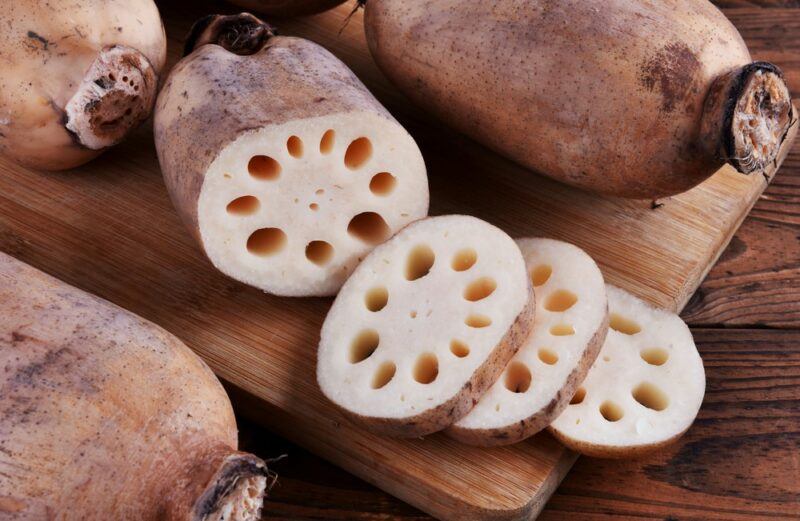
[317,215,534,437]
[197,112,428,296]
[449,238,608,445]
[549,285,706,458]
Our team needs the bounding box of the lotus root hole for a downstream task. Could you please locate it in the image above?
[531,264,552,286]
[538,348,558,365]
[287,135,304,158]
[350,329,379,364]
[365,286,388,312]
[609,313,642,335]
[370,172,397,196]
[465,314,492,328]
[246,228,286,256]
[226,195,260,215]
[632,382,669,411]
[347,212,390,245]
[570,387,586,405]
[599,401,624,422]
[320,129,335,154]
[504,361,532,393]
[641,348,669,366]
[413,353,439,384]
[405,244,435,281]
[464,277,497,302]
[451,248,477,271]
[371,361,396,389]
[550,324,574,336]
[449,340,470,358]
[248,155,280,180]
[344,137,372,169]
[544,289,578,312]
[305,240,334,266]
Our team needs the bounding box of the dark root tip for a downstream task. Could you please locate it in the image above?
[722,61,792,174]
[184,13,276,57]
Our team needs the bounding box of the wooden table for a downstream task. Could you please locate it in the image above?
[229,1,800,519]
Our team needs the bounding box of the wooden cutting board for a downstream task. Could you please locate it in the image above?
[0,2,795,519]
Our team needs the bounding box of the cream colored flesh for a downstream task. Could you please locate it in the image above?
[317,215,531,436]
[450,238,607,445]
[549,285,706,457]
[198,111,428,297]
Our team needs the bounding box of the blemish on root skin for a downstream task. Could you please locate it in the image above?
[26,30,51,51]
[11,331,29,343]
[640,42,701,113]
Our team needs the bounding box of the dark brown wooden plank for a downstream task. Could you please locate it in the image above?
[683,140,800,328]
[719,7,800,92]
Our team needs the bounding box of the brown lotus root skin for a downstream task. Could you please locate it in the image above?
[364,0,793,198]
[0,252,269,520]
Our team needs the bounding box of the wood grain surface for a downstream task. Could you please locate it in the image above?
[0,0,797,519]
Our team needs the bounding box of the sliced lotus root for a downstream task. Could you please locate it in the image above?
[155,14,428,297]
[549,285,706,458]
[448,238,608,445]
[317,215,534,438]
[198,113,428,296]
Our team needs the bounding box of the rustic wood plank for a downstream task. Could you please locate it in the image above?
[683,140,800,328]
[719,7,800,91]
